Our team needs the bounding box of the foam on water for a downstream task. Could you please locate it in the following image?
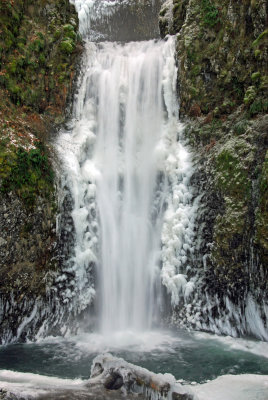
[35,329,268,361]
[53,330,182,354]
[193,331,268,359]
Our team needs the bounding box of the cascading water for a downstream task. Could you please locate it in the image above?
[94,41,170,332]
[56,0,268,342]
[56,0,197,335]
[57,34,197,333]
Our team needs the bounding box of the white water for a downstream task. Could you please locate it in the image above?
[57,35,197,333]
[94,40,170,331]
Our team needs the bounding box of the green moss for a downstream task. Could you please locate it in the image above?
[0,0,79,112]
[249,99,268,116]
[63,24,76,40]
[260,75,268,90]
[187,49,199,64]
[252,29,268,48]
[211,196,248,281]
[259,153,268,197]
[29,37,45,53]
[251,71,261,82]
[244,86,257,105]
[53,29,62,40]
[216,149,251,200]
[0,142,54,207]
[254,49,262,59]
[201,0,219,28]
[221,99,236,114]
[191,65,201,76]
[255,151,268,259]
[60,38,75,55]
[159,7,167,17]
[189,86,199,97]
[39,53,46,64]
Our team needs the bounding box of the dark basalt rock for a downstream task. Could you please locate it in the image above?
[104,372,124,390]
[172,393,193,400]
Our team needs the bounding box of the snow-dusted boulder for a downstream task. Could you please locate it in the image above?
[90,353,194,399]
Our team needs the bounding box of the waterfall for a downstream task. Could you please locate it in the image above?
[0,0,198,343]
[1,0,266,344]
[57,35,193,333]
[94,42,167,331]
[46,1,268,343]
[54,0,198,336]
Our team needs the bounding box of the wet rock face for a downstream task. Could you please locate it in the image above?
[159,0,174,37]
[0,190,59,343]
[0,0,80,343]
[188,115,268,300]
[0,192,57,297]
[158,0,268,335]
[89,0,163,42]
[160,0,267,118]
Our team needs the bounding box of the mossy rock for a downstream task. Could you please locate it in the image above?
[60,38,75,55]
[255,150,268,264]
[0,142,54,208]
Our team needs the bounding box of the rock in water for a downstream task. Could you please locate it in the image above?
[91,353,194,399]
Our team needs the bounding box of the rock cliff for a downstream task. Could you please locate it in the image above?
[0,0,80,342]
[160,0,268,337]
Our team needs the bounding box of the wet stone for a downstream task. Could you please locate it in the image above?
[104,372,124,390]
[172,392,194,400]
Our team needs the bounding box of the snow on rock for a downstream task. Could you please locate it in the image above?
[90,353,194,399]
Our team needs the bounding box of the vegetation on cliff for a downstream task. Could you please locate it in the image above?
[0,0,80,296]
[0,0,80,204]
[160,0,267,304]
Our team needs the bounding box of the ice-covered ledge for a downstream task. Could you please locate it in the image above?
[90,353,194,399]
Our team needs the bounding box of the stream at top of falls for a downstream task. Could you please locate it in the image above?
[1,1,268,399]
